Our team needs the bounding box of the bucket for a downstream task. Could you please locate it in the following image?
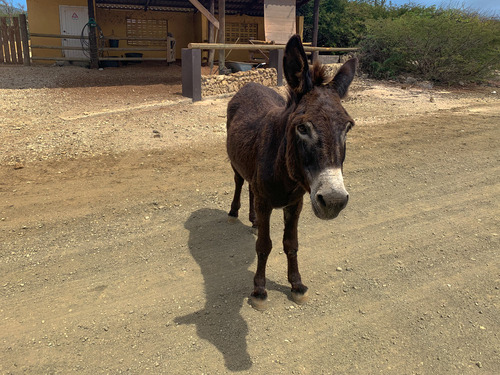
[101,58,119,68]
[109,39,119,48]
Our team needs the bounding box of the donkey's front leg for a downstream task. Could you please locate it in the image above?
[228,166,244,223]
[283,198,309,305]
[250,200,272,311]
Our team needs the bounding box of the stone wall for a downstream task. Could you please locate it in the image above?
[201,68,278,97]
[201,64,344,97]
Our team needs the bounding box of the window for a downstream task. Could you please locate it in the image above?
[225,23,258,44]
[126,18,168,45]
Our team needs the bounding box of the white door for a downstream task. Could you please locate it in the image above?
[59,6,89,59]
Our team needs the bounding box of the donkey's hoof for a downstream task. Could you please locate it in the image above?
[291,290,309,305]
[251,225,258,235]
[250,295,268,311]
[228,215,239,224]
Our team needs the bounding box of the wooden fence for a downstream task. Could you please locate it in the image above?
[1,15,174,66]
[0,15,29,65]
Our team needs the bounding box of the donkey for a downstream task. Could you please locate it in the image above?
[226,35,357,310]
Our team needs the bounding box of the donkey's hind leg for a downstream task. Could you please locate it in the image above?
[228,166,244,223]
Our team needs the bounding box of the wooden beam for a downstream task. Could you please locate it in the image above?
[218,0,225,74]
[19,14,30,66]
[13,17,23,63]
[31,56,90,62]
[33,45,168,52]
[1,18,11,63]
[30,33,89,39]
[99,57,167,61]
[188,42,359,52]
[312,0,320,63]
[208,0,215,68]
[102,36,169,41]
[189,0,219,29]
[182,48,202,102]
[87,0,99,69]
[269,49,284,86]
[7,19,17,63]
[100,47,167,52]
[31,45,90,51]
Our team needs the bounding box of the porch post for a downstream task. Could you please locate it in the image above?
[312,0,320,63]
[182,48,202,102]
[87,0,99,69]
[269,49,283,87]
[218,0,225,74]
[208,0,215,67]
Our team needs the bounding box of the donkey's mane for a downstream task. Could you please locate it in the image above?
[286,61,333,107]
[311,61,333,86]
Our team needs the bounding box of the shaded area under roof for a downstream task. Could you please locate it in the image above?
[95,0,312,17]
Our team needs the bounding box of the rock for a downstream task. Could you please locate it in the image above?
[14,162,24,170]
[419,81,434,89]
[406,77,418,85]
[201,68,279,97]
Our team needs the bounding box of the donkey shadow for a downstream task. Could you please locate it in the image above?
[175,208,289,371]
[175,208,254,371]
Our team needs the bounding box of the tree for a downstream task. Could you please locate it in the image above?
[298,0,414,48]
[359,6,500,82]
[0,0,26,17]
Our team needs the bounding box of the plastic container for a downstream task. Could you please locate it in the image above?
[109,30,119,48]
[101,58,119,68]
[124,53,143,64]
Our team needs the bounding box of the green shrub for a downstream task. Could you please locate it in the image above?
[299,0,412,49]
[359,7,500,83]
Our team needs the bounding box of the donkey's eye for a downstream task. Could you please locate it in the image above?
[297,124,308,135]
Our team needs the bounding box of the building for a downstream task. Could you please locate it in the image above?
[26,0,311,64]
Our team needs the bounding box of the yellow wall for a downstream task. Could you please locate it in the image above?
[217,14,265,63]
[26,0,88,60]
[26,0,194,61]
[95,8,194,59]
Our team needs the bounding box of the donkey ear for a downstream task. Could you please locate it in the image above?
[283,35,313,97]
[329,58,357,98]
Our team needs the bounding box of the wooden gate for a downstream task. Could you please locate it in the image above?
[0,15,29,65]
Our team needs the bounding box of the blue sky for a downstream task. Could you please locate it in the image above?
[15,0,499,15]
[388,0,500,14]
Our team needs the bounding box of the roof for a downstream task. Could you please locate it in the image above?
[95,0,312,17]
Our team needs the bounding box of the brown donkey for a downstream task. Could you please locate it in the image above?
[226,35,357,310]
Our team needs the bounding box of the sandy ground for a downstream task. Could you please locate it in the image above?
[1,62,499,374]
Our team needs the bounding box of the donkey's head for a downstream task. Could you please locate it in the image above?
[284,35,356,220]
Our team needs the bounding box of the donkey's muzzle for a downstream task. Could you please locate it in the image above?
[310,168,349,220]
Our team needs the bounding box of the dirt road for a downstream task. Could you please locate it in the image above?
[1,64,499,374]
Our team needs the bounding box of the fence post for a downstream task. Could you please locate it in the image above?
[87,0,99,69]
[1,18,11,63]
[269,49,284,87]
[182,48,202,102]
[19,14,30,66]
